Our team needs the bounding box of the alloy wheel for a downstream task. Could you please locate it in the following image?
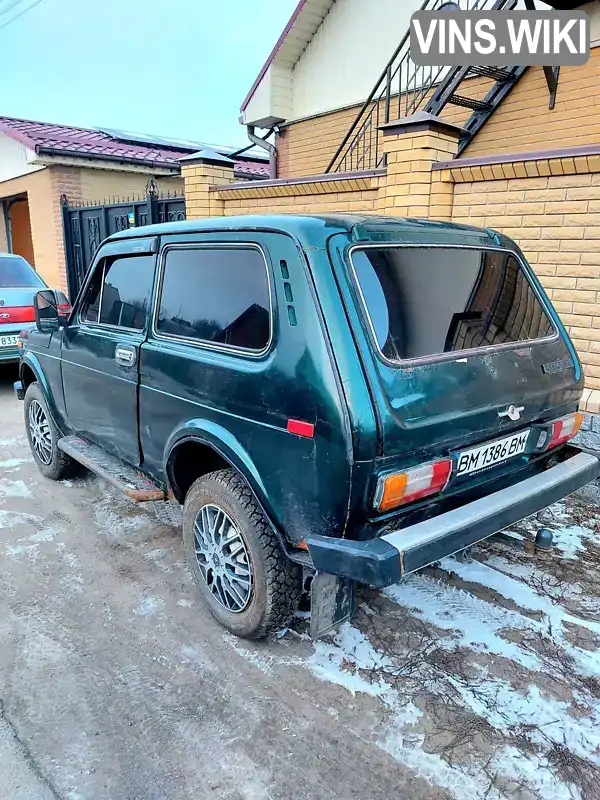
[28,399,53,465]
[193,503,253,612]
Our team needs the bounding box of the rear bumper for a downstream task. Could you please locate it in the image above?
[306,449,600,587]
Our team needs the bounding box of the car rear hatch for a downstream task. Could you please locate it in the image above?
[0,287,38,352]
[0,256,46,348]
[328,223,583,481]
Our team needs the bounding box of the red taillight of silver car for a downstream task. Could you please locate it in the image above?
[0,306,36,324]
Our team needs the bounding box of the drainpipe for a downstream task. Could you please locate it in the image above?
[246,126,277,179]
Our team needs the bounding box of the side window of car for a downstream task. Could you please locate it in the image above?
[156,246,271,352]
[81,255,155,330]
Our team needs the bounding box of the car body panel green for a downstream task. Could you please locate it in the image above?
[138,228,353,543]
[18,214,585,550]
[327,225,583,469]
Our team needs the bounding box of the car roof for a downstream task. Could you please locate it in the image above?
[104,213,501,248]
[0,252,28,259]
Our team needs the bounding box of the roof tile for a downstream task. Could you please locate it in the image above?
[0,115,269,178]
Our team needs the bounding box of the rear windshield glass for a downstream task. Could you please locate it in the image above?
[0,256,44,288]
[351,247,555,363]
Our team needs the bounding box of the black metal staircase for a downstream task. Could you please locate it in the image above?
[325,0,527,173]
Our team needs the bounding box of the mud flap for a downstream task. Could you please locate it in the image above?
[309,572,356,639]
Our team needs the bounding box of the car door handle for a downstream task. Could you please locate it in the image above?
[115,344,137,367]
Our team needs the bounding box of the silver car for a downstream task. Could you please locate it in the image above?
[0,254,68,364]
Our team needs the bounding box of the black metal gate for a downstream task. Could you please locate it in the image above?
[61,191,185,300]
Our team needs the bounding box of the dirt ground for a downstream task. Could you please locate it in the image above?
[1,364,600,800]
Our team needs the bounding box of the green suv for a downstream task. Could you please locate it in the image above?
[15,215,600,638]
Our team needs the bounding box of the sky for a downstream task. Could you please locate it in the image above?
[0,0,297,148]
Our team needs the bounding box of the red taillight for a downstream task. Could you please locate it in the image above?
[545,412,584,450]
[376,459,452,513]
[57,303,71,316]
[0,306,35,323]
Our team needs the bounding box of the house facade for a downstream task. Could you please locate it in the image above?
[181,0,600,427]
[0,117,268,293]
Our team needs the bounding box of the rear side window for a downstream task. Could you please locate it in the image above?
[0,256,44,288]
[82,255,155,330]
[351,247,555,363]
[156,246,271,352]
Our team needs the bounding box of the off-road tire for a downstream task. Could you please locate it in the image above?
[183,469,302,639]
[24,382,77,480]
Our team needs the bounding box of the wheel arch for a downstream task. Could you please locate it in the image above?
[164,420,272,518]
[20,353,62,429]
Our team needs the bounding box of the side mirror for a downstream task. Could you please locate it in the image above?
[34,289,62,333]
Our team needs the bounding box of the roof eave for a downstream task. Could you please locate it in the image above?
[240,0,307,113]
[0,122,37,151]
[35,146,181,174]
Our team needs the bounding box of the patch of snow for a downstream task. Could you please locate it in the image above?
[92,501,147,537]
[552,524,595,560]
[223,632,303,674]
[60,479,74,488]
[0,436,25,448]
[60,573,84,594]
[177,599,192,608]
[441,557,600,676]
[0,457,31,469]
[144,547,171,561]
[5,543,39,560]
[385,574,541,670]
[0,479,32,498]
[484,554,584,603]
[308,624,393,697]
[380,717,494,799]
[491,748,577,800]
[223,633,277,674]
[0,509,40,530]
[133,596,165,617]
[24,526,61,544]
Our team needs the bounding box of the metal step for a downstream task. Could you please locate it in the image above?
[58,435,166,502]
[468,66,514,82]
[447,94,493,112]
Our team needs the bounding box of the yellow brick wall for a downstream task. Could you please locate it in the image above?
[276,77,488,178]
[463,50,600,158]
[219,188,379,216]
[79,169,183,203]
[277,50,600,175]
[452,172,600,390]
[183,164,238,219]
[0,166,78,292]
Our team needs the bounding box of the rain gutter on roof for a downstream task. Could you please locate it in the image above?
[35,145,180,173]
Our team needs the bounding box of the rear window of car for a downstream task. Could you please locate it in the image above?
[0,256,44,288]
[350,246,555,363]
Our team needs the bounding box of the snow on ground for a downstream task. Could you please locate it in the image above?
[80,482,600,799]
[253,495,600,800]
[3,448,599,799]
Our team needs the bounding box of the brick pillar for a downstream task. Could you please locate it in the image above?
[378,112,463,220]
[180,149,236,219]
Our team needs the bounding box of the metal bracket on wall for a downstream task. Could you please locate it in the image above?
[543,65,561,110]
